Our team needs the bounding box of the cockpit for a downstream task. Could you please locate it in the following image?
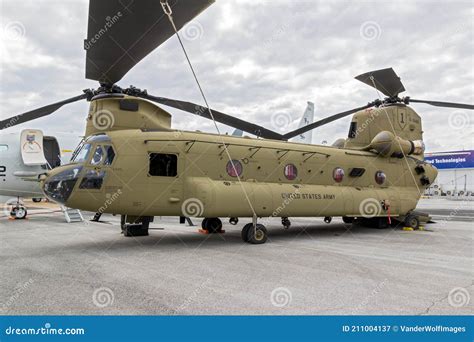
[42,134,116,204]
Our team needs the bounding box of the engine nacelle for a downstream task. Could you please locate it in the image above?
[368,131,424,157]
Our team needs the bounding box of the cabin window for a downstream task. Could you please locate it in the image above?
[91,145,104,165]
[333,167,345,183]
[375,171,386,185]
[284,164,298,180]
[149,153,178,177]
[104,145,115,165]
[348,122,357,138]
[0,144,8,152]
[226,160,243,178]
[79,170,106,189]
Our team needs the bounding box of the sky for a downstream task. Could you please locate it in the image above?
[0,0,473,152]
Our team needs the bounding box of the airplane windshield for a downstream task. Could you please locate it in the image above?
[72,143,92,163]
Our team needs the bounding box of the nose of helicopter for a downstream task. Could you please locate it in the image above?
[42,165,83,205]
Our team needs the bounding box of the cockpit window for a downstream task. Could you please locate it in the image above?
[79,170,106,190]
[72,143,92,163]
[104,145,115,165]
[91,145,104,165]
[86,134,111,143]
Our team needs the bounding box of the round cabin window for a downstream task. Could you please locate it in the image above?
[284,164,298,180]
[226,160,243,177]
[375,170,386,185]
[333,167,345,183]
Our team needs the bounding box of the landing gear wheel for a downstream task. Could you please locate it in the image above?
[10,206,27,219]
[342,216,354,224]
[246,224,268,244]
[241,223,252,242]
[324,216,332,224]
[405,215,420,230]
[32,198,42,203]
[202,217,222,233]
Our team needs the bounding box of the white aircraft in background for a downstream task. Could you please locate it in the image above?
[290,101,314,144]
[0,129,81,219]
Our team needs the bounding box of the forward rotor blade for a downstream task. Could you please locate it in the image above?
[355,67,405,97]
[283,104,372,140]
[142,94,284,140]
[0,94,88,130]
[85,0,214,84]
[407,98,474,110]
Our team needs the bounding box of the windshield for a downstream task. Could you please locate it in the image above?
[72,143,92,163]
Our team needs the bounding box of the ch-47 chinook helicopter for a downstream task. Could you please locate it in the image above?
[1,0,473,244]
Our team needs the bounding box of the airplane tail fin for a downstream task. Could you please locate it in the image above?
[290,102,314,144]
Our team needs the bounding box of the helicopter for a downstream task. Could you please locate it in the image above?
[1,0,473,244]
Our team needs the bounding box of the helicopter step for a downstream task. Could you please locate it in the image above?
[60,206,84,223]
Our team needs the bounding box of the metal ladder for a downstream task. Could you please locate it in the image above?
[61,206,84,223]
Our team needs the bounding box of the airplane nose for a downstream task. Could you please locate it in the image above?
[42,166,83,205]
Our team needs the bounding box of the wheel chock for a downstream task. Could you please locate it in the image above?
[402,227,414,231]
[198,229,225,234]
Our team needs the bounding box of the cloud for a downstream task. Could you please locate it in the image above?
[0,0,472,151]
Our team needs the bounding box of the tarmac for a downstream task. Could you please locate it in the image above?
[0,198,472,315]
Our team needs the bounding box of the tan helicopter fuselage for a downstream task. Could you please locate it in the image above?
[42,95,438,221]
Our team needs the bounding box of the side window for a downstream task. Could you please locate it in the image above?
[149,153,177,177]
[0,144,8,152]
[91,145,104,165]
[104,145,115,165]
[348,122,357,138]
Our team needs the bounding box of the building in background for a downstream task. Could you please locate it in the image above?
[424,150,474,197]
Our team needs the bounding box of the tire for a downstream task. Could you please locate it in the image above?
[32,198,42,203]
[241,223,252,242]
[405,215,420,229]
[11,206,27,219]
[246,224,268,244]
[203,218,222,233]
[342,216,354,224]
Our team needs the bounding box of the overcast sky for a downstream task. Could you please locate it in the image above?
[0,0,472,152]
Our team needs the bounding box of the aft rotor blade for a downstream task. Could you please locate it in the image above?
[0,94,88,130]
[408,98,474,110]
[85,0,214,84]
[355,67,405,97]
[142,94,285,140]
[283,104,372,140]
